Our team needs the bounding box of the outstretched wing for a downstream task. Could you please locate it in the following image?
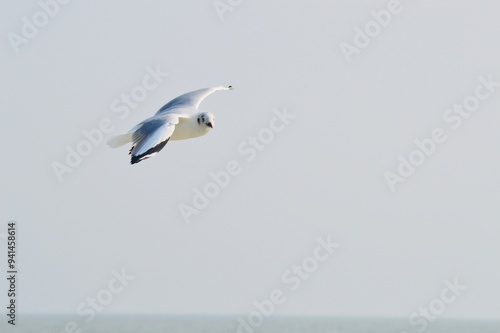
[129,114,180,164]
[156,86,232,115]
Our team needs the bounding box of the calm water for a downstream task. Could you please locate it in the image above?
[1,316,498,333]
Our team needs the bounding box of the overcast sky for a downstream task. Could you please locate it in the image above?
[1,0,500,320]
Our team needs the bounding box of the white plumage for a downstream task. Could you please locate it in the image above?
[107,86,233,164]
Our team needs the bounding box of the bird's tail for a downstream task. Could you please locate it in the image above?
[107,133,133,148]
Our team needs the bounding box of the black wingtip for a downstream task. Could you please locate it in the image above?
[129,138,170,165]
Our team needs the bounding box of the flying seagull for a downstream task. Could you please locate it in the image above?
[108,86,233,164]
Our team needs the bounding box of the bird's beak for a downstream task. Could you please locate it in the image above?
[207,122,213,128]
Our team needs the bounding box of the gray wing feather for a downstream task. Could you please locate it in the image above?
[155,87,226,115]
[129,115,179,163]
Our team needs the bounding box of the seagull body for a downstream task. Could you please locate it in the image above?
[108,86,233,164]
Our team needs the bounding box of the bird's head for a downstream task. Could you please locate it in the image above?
[197,112,215,129]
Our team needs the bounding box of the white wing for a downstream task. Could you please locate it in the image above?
[129,114,181,164]
[155,85,233,115]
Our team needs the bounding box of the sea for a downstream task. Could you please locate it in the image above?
[0,315,498,333]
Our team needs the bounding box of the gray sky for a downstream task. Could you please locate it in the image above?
[1,0,500,320]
